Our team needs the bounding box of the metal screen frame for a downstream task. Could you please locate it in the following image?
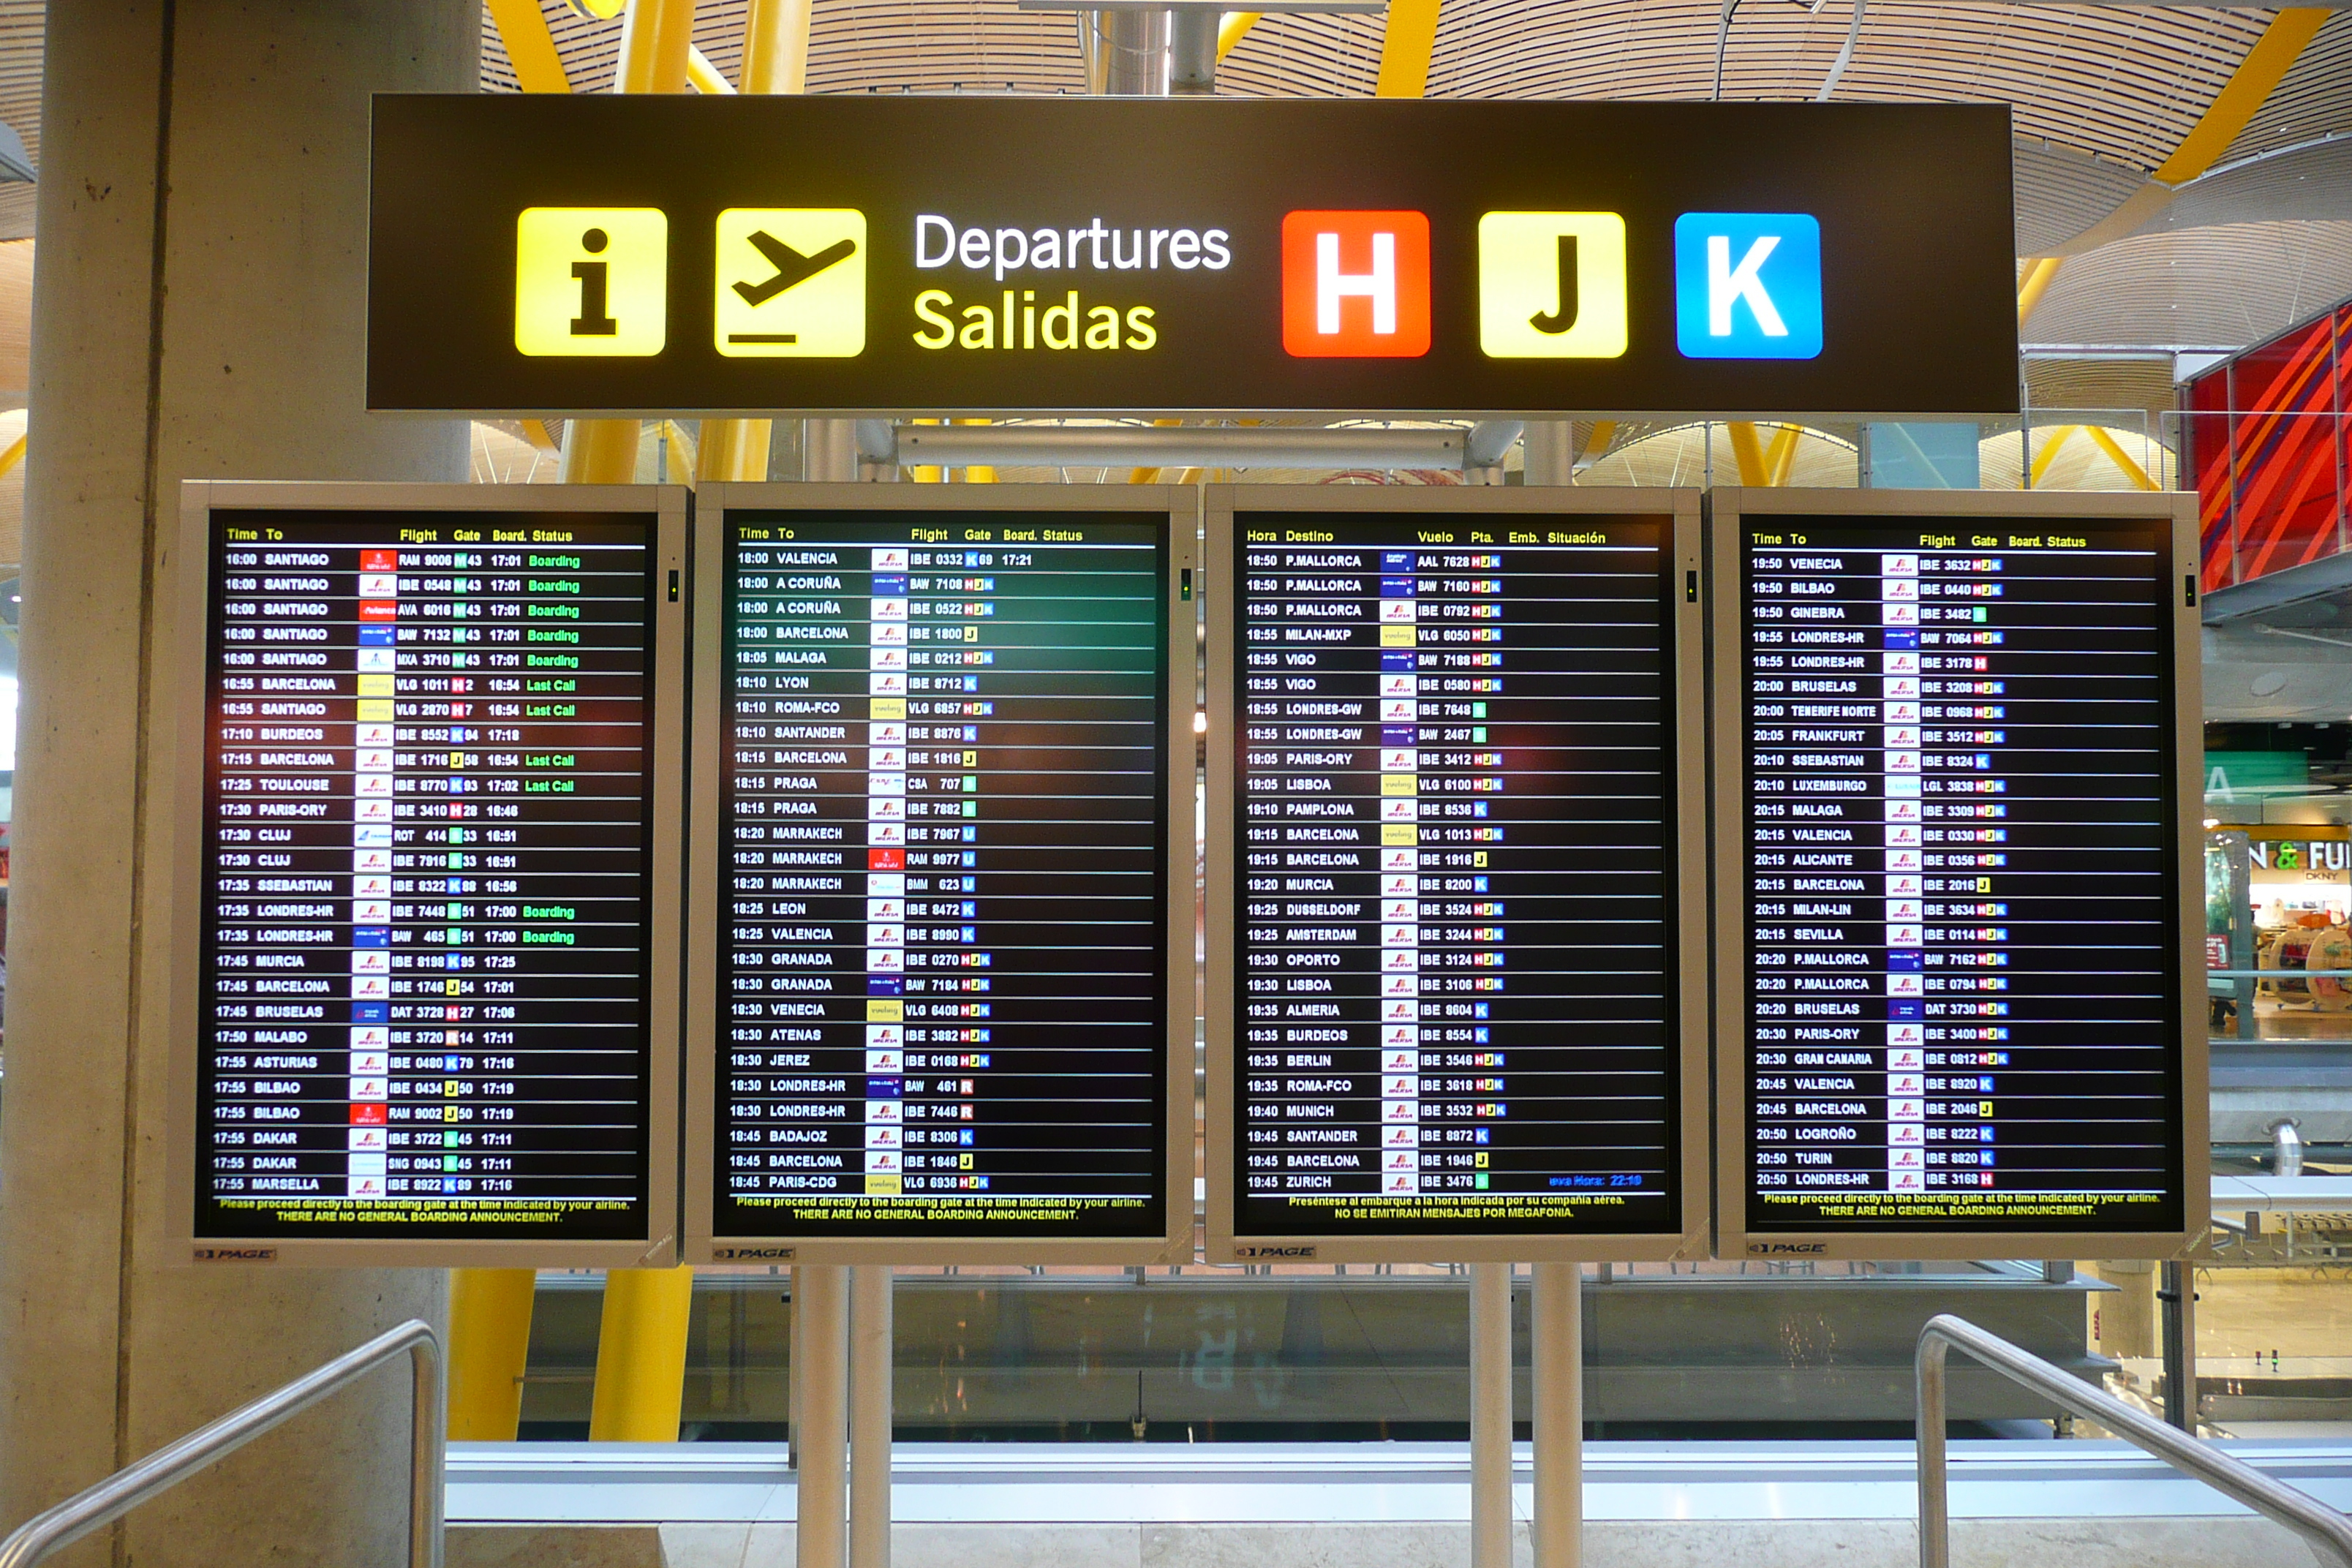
[165,480,687,1268]
[1708,486,2207,1262]
[685,482,1199,1266]
[1204,483,1711,1265]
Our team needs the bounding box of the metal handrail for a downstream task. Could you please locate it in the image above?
[1917,1313,2352,1568]
[0,1318,443,1568]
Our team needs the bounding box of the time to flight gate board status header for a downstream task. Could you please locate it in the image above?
[700,505,1181,1251]
[1727,512,2190,1241]
[182,503,673,1253]
[1217,505,1698,1254]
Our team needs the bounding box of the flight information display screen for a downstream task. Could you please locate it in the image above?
[1734,516,2183,1234]
[712,510,1172,1240]
[193,508,663,1240]
[1228,511,1682,1240]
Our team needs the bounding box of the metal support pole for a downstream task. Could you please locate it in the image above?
[788,1265,803,1471]
[796,1263,851,1568]
[446,1267,537,1441]
[807,418,860,483]
[1105,8,1172,94]
[1170,6,1217,92]
[1522,421,1575,487]
[849,1265,894,1568]
[1469,1262,1513,1568]
[1531,1262,1581,1568]
[2160,1260,2198,1433]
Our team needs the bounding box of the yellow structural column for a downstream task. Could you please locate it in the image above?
[448,0,583,1445]
[589,1264,699,1441]
[448,1268,540,1439]
[1374,0,1441,97]
[1725,421,1769,486]
[698,0,811,485]
[572,0,704,1445]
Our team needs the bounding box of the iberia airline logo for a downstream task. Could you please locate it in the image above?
[1281,210,1431,358]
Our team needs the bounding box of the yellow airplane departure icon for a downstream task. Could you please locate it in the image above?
[513,206,668,357]
[715,208,867,358]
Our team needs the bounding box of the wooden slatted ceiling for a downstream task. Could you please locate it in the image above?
[2217,10,2352,167]
[0,0,41,241]
[2025,219,2352,347]
[483,0,2277,184]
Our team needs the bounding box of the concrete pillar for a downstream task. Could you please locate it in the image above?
[0,3,474,1561]
[2092,1259,2160,1360]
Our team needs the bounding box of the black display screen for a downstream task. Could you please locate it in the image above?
[1230,512,1681,1239]
[713,511,1172,1240]
[195,510,660,1239]
[1737,517,2183,1233]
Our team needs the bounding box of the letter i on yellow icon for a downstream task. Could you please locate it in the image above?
[513,207,668,357]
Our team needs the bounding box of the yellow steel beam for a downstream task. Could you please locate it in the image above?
[0,430,27,478]
[2154,10,2330,186]
[2083,425,2159,491]
[698,418,771,482]
[2017,256,2062,325]
[448,1268,538,1441]
[1726,421,1768,487]
[1217,11,1264,60]
[1578,420,1616,469]
[660,419,698,484]
[569,8,698,1447]
[1761,423,1799,487]
[687,44,736,93]
[560,417,641,482]
[615,0,697,94]
[488,0,574,93]
[2022,9,2328,293]
[1375,0,1441,97]
[703,0,810,478]
[742,0,813,94]
[475,41,576,1488]
[2028,425,2080,490]
[587,1264,697,1441]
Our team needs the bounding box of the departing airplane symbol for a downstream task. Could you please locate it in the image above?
[734,231,857,307]
[1528,234,1578,334]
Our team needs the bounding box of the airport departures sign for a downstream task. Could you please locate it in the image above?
[369,96,2017,420]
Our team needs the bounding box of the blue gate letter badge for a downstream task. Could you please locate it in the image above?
[1673,212,1821,361]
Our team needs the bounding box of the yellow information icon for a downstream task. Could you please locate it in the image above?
[715,208,867,358]
[1477,211,1629,360]
[513,206,668,357]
